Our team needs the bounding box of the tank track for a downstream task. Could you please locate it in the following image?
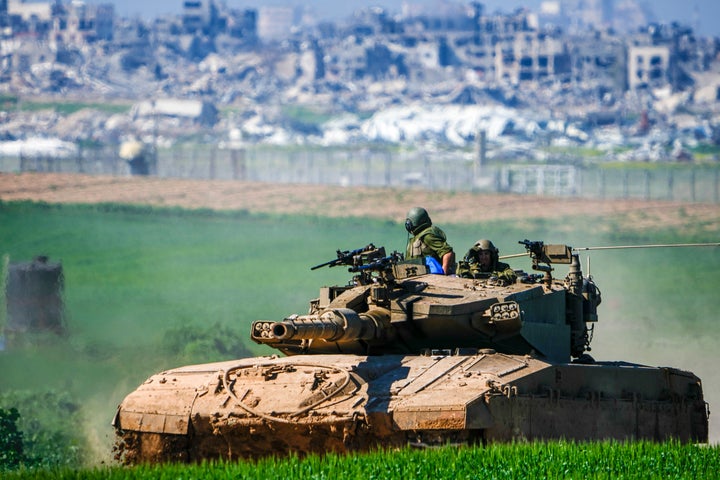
[114,426,485,464]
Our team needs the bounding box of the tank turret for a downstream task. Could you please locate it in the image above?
[251,243,597,362]
[113,240,707,464]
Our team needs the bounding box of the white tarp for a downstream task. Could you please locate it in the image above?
[0,138,78,158]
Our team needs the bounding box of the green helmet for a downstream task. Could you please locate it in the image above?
[405,207,432,234]
[468,239,498,264]
[473,239,497,253]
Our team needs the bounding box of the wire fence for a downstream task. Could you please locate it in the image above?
[2,145,719,203]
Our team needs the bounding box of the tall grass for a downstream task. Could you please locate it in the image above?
[6,442,720,479]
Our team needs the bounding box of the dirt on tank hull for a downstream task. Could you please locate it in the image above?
[113,242,709,463]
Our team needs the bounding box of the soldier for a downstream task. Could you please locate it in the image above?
[404,206,455,275]
[457,239,517,285]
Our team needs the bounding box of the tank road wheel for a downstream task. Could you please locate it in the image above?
[114,431,190,465]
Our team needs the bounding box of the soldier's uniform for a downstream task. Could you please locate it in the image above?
[457,239,517,284]
[404,207,455,274]
[406,225,453,263]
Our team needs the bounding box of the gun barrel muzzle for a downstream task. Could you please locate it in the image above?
[252,308,391,345]
[272,314,344,341]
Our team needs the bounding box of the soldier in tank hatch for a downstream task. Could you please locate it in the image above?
[457,239,517,285]
[404,206,455,275]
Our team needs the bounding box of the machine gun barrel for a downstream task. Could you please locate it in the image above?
[348,252,403,272]
[310,244,377,270]
[252,308,391,344]
[519,239,544,257]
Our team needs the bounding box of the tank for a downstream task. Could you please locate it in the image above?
[113,241,709,464]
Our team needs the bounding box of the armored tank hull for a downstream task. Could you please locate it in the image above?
[113,243,709,463]
[114,350,707,463]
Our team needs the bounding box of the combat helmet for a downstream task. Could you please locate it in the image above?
[405,207,432,234]
[468,239,499,264]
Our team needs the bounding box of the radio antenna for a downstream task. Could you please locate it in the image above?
[573,242,719,251]
[500,242,719,260]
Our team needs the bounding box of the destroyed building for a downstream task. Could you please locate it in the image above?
[0,0,718,158]
[5,0,113,42]
[1,1,716,96]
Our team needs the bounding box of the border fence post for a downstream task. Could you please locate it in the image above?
[622,170,629,198]
[690,169,696,202]
[76,144,83,174]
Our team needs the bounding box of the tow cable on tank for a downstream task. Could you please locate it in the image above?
[221,363,357,423]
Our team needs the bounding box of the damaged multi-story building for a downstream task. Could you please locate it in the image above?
[0,0,718,154]
[1,0,716,96]
[280,1,715,101]
[3,0,113,42]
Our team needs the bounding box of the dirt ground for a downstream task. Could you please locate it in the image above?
[1,172,719,232]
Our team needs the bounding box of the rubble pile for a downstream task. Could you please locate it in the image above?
[0,1,719,162]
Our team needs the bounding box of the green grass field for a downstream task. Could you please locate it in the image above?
[1,200,719,475]
[5,441,720,480]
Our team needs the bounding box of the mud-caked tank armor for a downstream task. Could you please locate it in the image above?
[113,241,709,464]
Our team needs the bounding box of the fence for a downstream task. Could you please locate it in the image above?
[1,145,718,203]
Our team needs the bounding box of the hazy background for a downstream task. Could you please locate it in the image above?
[83,0,720,38]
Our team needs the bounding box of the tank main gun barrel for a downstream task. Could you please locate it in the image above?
[252,307,392,346]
